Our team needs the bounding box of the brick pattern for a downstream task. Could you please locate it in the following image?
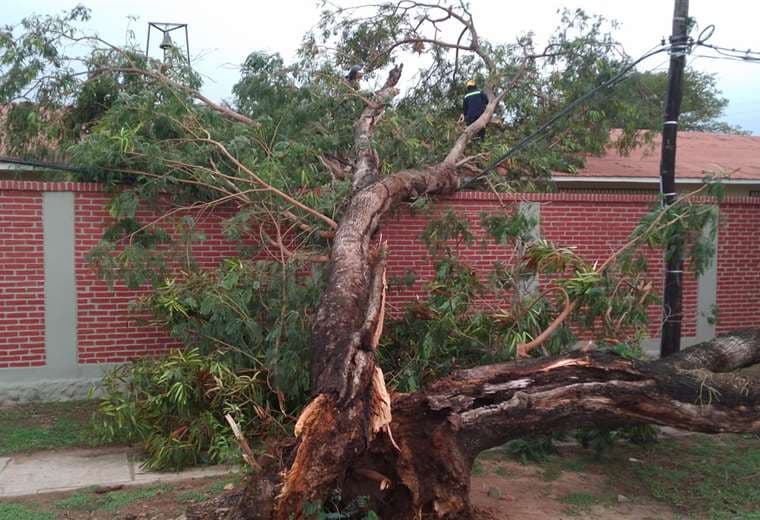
[0,184,756,368]
[0,192,46,368]
[0,181,104,193]
[382,200,519,314]
[541,200,698,338]
[74,193,248,363]
[716,202,760,333]
[75,193,172,363]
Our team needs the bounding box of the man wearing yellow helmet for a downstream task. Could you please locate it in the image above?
[462,79,488,141]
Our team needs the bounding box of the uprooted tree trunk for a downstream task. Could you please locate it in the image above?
[266,65,510,519]
[188,14,759,518]
[195,73,760,515]
[185,54,760,520]
[191,331,760,519]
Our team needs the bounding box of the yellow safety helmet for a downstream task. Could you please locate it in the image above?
[465,79,477,88]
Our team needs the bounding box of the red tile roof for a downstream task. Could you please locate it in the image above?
[555,132,760,180]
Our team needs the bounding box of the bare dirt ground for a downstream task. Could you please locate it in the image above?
[4,465,674,520]
[2,432,758,519]
[470,457,677,520]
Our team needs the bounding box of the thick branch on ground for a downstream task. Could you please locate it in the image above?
[197,331,760,520]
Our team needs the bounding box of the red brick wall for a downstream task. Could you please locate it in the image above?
[716,199,760,334]
[0,182,756,367]
[74,192,172,363]
[539,195,697,337]
[74,192,247,363]
[381,193,519,313]
[383,192,698,337]
[0,191,45,368]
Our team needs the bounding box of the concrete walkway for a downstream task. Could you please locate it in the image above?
[0,446,237,497]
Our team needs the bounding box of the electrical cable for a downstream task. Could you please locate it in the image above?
[463,44,671,188]
[0,155,90,174]
[695,24,760,62]
[692,54,760,64]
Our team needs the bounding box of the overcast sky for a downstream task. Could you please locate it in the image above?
[4,1,760,133]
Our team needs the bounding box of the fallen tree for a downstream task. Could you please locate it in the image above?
[2,3,758,519]
[189,330,760,519]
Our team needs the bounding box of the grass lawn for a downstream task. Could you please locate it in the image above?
[0,475,242,520]
[619,433,760,519]
[0,400,107,455]
[0,402,757,520]
[473,431,760,519]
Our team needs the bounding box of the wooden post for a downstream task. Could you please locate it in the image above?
[660,0,690,357]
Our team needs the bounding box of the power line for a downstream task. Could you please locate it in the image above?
[692,53,760,65]
[694,24,760,63]
[0,155,89,174]
[698,43,760,61]
[463,44,671,188]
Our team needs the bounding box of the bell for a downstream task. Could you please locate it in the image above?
[159,31,174,51]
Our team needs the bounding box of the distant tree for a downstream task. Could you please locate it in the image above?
[608,68,746,134]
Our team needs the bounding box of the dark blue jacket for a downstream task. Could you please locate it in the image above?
[463,88,488,124]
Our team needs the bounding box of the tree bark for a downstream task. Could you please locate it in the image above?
[188,29,757,517]
[191,330,760,520]
[203,54,759,516]
[270,63,506,517]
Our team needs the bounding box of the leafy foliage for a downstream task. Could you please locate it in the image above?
[0,3,728,474]
[381,208,574,392]
[504,435,559,464]
[138,258,323,406]
[303,493,379,520]
[93,348,288,471]
[610,68,746,134]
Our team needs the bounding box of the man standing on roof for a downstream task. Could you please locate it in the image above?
[462,79,488,141]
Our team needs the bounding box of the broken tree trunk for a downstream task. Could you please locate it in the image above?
[189,56,758,520]
[270,64,508,518]
[190,33,752,519]
[193,330,760,519]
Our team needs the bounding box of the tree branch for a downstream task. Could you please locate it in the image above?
[352,64,404,191]
[204,138,338,230]
[192,331,760,520]
[91,67,258,126]
[517,184,714,355]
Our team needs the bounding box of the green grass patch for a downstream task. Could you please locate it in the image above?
[559,492,602,517]
[0,401,105,455]
[477,446,512,461]
[494,465,511,477]
[560,492,601,508]
[630,435,760,519]
[54,484,172,512]
[540,465,562,481]
[560,458,591,473]
[178,476,242,504]
[177,490,208,503]
[0,503,54,520]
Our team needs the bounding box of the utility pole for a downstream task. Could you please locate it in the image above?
[659,0,689,357]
